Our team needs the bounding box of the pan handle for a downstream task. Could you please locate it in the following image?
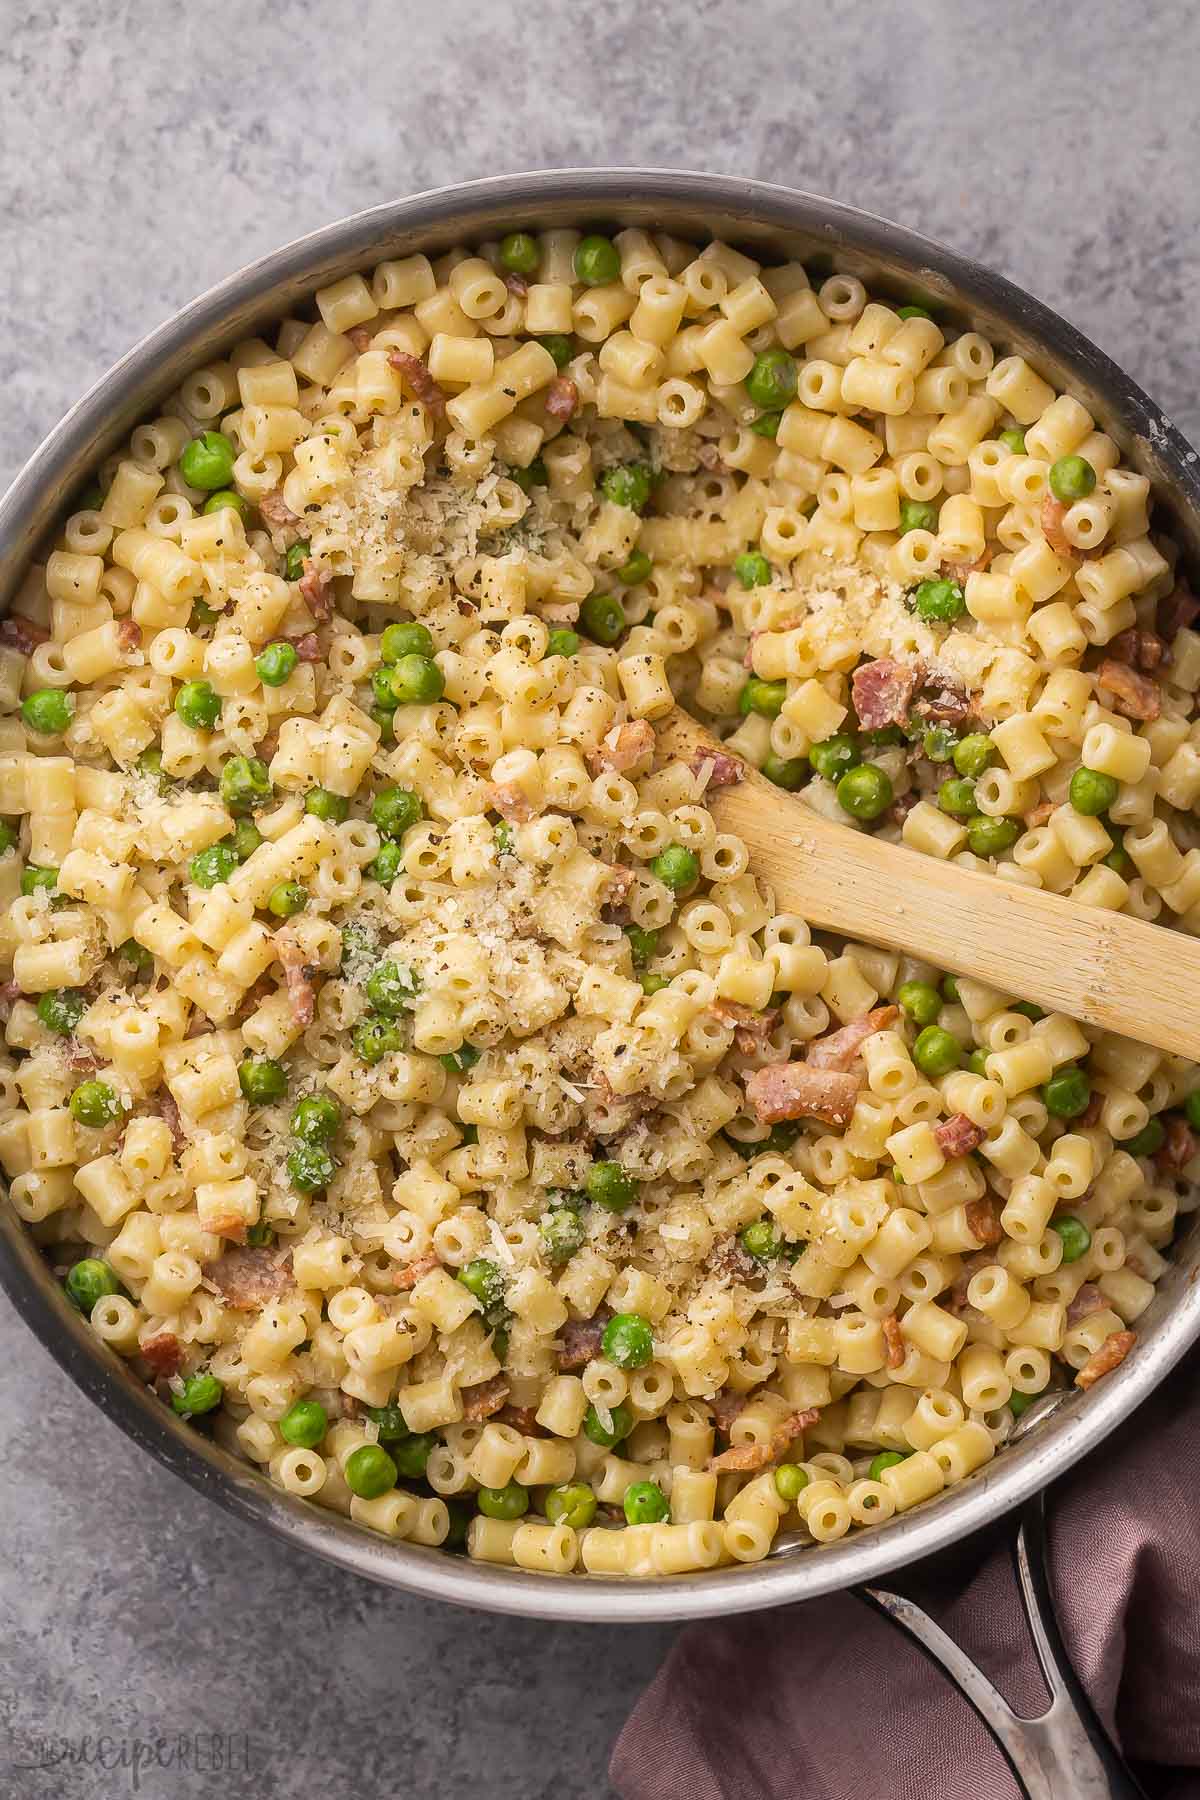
[859,1491,1147,1800]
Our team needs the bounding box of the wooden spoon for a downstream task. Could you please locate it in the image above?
[658,707,1200,1059]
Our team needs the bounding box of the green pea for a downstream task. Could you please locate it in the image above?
[540,1207,586,1266]
[118,938,153,977]
[938,777,978,818]
[943,972,959,999]
[477,1480,529,1520]
[616,548,652,586]
[457,1258,506,1311]
[1186,1091,1200,1131]
[1051,1215,1092,1263]
[965,1048,989,1077]
[366,841,404,884]
[640,973,670,995]
[36,988,85,1036]
[224,820,258,865]
[579,591,626,644]
[371,785,423,839]
[256,641,298,688]
[76,484,105,512]
[573,235,621,286]
[623,1480,669,1525]
[267,880,307,918]
[175,679,221,731]
[494,821,514,856]
[365,1404,411,1443]
[911,577,966,624]
[898,498,938,535]
[21,689,73,736]
[809,733,859,783]
[897,980,941,1028]
[897,303,930,319]
[868,1450,910,1481]
[600,463,653,512]
[913,1024,962,1078]
[344,1443,398,1499]
[439,1043,481,1075]
[370,706,395,744]
[380,621,435,664]
[245,1220,275,1247]
[69,1079,120,1128]
[279,1399,327,1447]
[733,550,772,588]
[583,1401,633,1448]
[291,1094,341,1143]
[953,734,995,778]
[180,430,236,491]
[1119,1118,1165,1158]
[749,410,782,439]
[1049,454,1097,503]
[1011,1001,1044,1023]
[304,786,349,824]
[862,724,906,750]
[1042,1065,1091,1119]
[546,628,580,658]
[623,925,658,970]
[392,1431,437,1478]
[20,864,58,897]
[366,959,419,1015]
[136,747,169,793]
[1008,1387,1046,1418]
[351,1014,403,1064]
[744,348,798,410]
[602,1312,654,1369]
[537,334,573,368]
[966,815,1021,857]
[836,763,893,821]
[202,489,248,520]
[998,428,1026,455]
[545,1482,597,1529]
[650,844,698,892]
[585,1160,637,1213]
[0,821,17,856]
[922,724,959,762]
[510,459,548,494]
[739,677,787,719]
[287,1143,336,1193]
[220,755,272,815]
[388,653,445,706]
[189,842,239,888]
[499,231,539,275]
[1103,831,1132,876]
[170,1372,224,1418]
[739,1219,782,1262]
[774,1463,810,1501]
[761,753,807,790]
[237,1056,287,1105]
[1069,766,1118,817]
[65,1256,120,1313]
[285,540,311,582]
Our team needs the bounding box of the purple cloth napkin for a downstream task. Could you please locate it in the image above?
[611,1346,1200,1800]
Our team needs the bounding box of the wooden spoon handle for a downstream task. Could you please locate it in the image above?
[661,708,1200,1060]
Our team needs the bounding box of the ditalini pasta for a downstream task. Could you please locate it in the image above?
[6,225,1195,1579]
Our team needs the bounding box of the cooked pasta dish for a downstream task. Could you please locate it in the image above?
[5,224,1195,1578]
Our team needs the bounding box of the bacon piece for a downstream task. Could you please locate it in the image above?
[498,1403,543,1435]
[887,793,918,830]
[346,324,373,351]
[298,560,334,624]
[711,1000,781,1056]
[287,631,322,663]
[503,272,528,297]
[0,977,22,1022]
[709,1389,748,1432]
[1081,1091,1104,1128]
[690,747,743,789]
[696,442,728,474]
[943,548,993,583]
[0,615,49,653]
[708,1237,758,1283]
[117,619,142,653]
[586,719,655,776]
[935,1112,987,1159]
[544,377,578,422]
[947,1248,993,1313]
[1066,1281,1106,1327]
[65,1044,99,1078]
[965,1195,1003,1246]
[259,489,302,545]
[806,1007,899,1072]
[394,1249,440,1291]
[1110,628,1169,674]
[602,863,636,904]
[488,782,538,824]
[851,658,919,731]
[275,932,316,1029]
[156,1088,186,1152]
[205,1246,294,1311]
[1074,1328,1135,1390]
[1041,496,1074,558]
[746,1062,861,1128]
[882,1314,905,1369]
[1158,584,1200,641]
[913,663,972,726]
[708,1408,819,1473]
[1095,658,1161,722]
[556,1312,610,1370]
[1155,1114,1197,1173]
[141,1331,184,1378]
[460,1374,511,1421]
[387,351,446,415]
[1024,800,1056,829]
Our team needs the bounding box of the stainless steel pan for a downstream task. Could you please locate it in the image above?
[0,178,1195,1771]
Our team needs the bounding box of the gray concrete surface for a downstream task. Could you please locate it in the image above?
[1,2,1197,1795]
